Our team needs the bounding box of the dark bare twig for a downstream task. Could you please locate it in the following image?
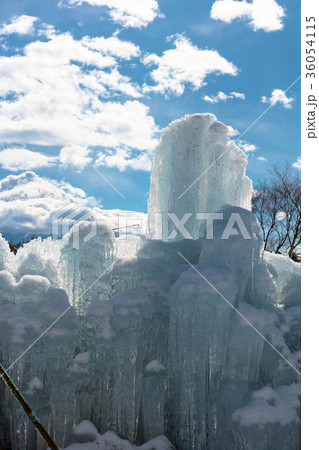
[0,363,59,450]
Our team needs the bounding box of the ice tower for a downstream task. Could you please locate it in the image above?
[148,114,252,240]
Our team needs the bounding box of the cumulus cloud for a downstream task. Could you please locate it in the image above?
[59,146,92,171]
[0,30,159,172]
[211,0,285,32]
[0,171,148,241]
[257,156,267,161]
[237,140,257,153]
[293,156,301,170]
[142,34,238,96]
[0,171,98,240]
[90,67,143,98]
[96,148,152,171]
[203,91,245,103]
[66,0,162,28]
[227,125,240,137]
[81,35,141,60]
[0,146,93,173]
[0,148,57,172]
[261,89,294,109]
[38,23,57,39]
[0,15,39,35]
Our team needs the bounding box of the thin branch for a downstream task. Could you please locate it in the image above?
[0,363,59,450]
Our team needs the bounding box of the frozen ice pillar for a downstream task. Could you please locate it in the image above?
[148,114,253,240]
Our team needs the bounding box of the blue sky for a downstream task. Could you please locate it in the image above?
[0,0,300,239]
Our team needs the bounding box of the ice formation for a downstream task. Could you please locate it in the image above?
[148,114,252,240]
[0,114,300,449]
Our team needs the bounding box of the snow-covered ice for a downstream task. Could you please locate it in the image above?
[0,114,300,449]
[64,421,174,450]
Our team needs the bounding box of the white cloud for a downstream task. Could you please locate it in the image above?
[90,67,142,98]
[0,15,39,35]
[293,156,301,170]
[203,91,245,103]
[0,31,159,171]
[82,35,141,60]
[0,146,93,173]
[211,0,285,32]
[257,156,267,161]
[0,171,148,240]
[38,23,57,39]
[227,125,239,137]
[0,171,98,239]
[237,140,257,152]
[96,148,152,171]
[231,92,246,99]
[142,34,238,96]
[276,211,286,221]
[261,89,294,109]
[0,148,57,172]
[67,0,162,28]
[59,146,92,171]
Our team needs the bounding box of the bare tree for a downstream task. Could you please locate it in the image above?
[252,163,301,262]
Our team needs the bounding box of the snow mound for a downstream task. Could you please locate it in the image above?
[145,360,165,372]
[64,423,174,449]
[232,383,300,427]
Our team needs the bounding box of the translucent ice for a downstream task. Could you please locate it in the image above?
[264,251,301,308]
[148,114,252,240]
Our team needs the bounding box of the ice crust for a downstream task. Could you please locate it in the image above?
[0,115,300,449]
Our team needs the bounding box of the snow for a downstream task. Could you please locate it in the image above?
[24,377,43,396]
[0,233,14,272]
[69,352,91,374]
[14,236,63,285]
[0,114,300,450]
[64,428,174,449]
[72,421,98,437]
[145,360,165,372]
[232,383,300,427]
